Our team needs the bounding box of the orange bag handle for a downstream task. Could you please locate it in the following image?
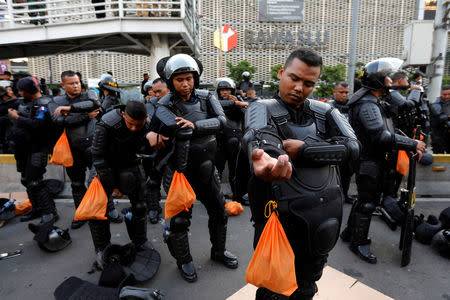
[264,200,278,218]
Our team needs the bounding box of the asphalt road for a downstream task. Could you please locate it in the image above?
[0,199,449,300]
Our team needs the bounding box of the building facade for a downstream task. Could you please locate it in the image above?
[28,0,444,84]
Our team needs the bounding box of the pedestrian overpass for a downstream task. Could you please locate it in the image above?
[0,0,198,78]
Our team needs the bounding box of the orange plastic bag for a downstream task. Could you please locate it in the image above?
[14,198,32,215]
[50,130,74,167]
[165,171,196,219]
[225,201,244,216]
[396,150,410,176]
[245,203,297,297]
[74,177,108,220]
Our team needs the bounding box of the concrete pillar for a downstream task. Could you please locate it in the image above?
[150,34,170,80]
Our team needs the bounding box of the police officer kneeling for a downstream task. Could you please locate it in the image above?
[243,48,360,299]
[89,100,155,265]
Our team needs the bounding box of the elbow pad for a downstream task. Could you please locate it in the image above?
[298,143,348,165]
[346,139,360,161]
[195,118,221,134]
[393,134,417,151]
[175,127,193,140]
[379,130,394,147]
[71,101,98,112]
[242,128,284,158]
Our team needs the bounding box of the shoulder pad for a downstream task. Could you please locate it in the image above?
[101,109,122,128]
[329,108,357,139]
[194,89,210,100]
[257,98,289,120]
[52,95,69,106]
[36,96,51,106]
[430,102,442,115]
[157,93,172,107]
[155,105,178,128]
[245,101,269,130]
[150,96,158,105]
[359,102,384,131]
[307,99,332,116]
[347,87,373,106]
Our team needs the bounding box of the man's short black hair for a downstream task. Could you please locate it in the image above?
[285,48,323,72]
[61,70,77,82]
[412,72,422,81]
[4,71,12,76]
[442,85,450,91]
[52,88,61,96]
[152,77,167,85]
[391,71,408,83]
[75,72,82,79]
[334,81,348,88]
[143,73,149,77]
[125,100,147,120]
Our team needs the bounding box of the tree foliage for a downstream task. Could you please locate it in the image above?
[315,64,347,97]
[226,60,257,84]
[267,64,283,91]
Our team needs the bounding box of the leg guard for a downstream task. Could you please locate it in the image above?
[71,181,86,209]
[255,287,289,300]
[28,179,56,215]
[88,220,111,252]
[127,201,148,247]
[290,282,318,300]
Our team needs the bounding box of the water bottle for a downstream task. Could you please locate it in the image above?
[125,211,133,221]
[0,199,15,214]
[163,226,171,243]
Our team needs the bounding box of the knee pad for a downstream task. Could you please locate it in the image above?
[170,216,191,233]
[30,152,47,168]
[119,171,137,195]
[28,179,44,191]
[360,202,376,215]
[225,137,239,153]
[312,218,340,255]
[133,201,147,218]
[71,181,86,193]
[198,160,213,183]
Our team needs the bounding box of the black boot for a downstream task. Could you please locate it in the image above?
[289,282,318,300]
[124,213,150,250]
[209,219,238,269]
[165,231,197,282]
[255,287,288,300]
[20,209,42,222]
[350,211,377,264]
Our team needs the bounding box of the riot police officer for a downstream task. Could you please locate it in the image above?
[340,58,426,264]
[430,85,450,153]
[238,71,254,98]
[148,54,238,283]
[215,77,248,205]
[98,74,121,112]
[243,48,360,300]
[143,80,155,102]
[89,100,154,264]
[48,71,106,229]
[328,82,355,204]
[7,77,57,224]
[143,78,170,224]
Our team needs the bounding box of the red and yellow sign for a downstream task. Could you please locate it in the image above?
[214,25,237,52]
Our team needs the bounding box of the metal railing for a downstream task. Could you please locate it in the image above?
[0,0,192,29]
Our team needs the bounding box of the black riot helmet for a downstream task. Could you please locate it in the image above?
[98,74,120,92]
[29,223,72,252]
[361,58,403,91]
[215,77,236,95]
[161,54,203,91]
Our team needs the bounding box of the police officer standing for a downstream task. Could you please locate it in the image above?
[215,77,249,205]
[143,78,170,224]
[430,85,450,153]
[148,54,238,282]
[238,71,254,98]
[243,48,360,299]
[328,82,355,204]
[340,58,426,264]
[89,100,154,264]
[8,77,57,223]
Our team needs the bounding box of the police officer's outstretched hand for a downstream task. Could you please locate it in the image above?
[88,108,100,119]
[7,108,19,120]
[251,149,292,181]
[54,105,71,116]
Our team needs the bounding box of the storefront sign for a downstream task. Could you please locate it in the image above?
[259,0,305,22]
[244,29,328,50]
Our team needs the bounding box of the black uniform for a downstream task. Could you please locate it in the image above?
[430,97,450,153]
[151,90,234,272]
[48,93,100,212]
[10,96,56,218]
[89,108,150,252]
[238,80,253,95]
[216,96,245,203]
[243,96,359,298]
[342,88,418,262]
[328,99,354,203]
[143,96,163,222]
[101,94,120,113]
